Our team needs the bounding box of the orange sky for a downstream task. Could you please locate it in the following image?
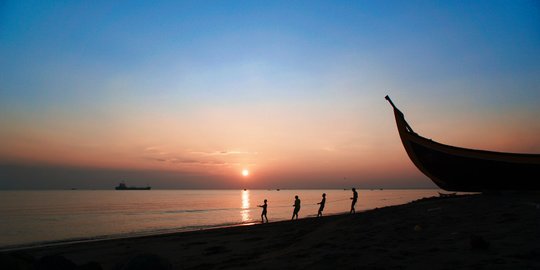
[1,95,539,189]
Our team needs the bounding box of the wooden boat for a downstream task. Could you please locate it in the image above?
[385,95,540,192]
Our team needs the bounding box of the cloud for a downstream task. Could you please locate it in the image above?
[142,147,256,167]
[170,159,199,164]
[144,156,231,166]
[144,157,167,162]
[189,150,258,156]
[143,146,168,155]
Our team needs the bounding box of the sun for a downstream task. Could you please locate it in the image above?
[242,169,249,177]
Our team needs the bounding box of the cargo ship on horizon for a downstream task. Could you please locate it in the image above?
[115,182,151,190]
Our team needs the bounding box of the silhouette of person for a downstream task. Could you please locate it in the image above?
[350,188,358,214]
[292,195,301,220]
[317,193,326,217]
[258,199,268,223]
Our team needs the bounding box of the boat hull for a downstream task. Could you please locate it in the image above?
[387,96,540,192]
[115,187,151,190]
[406,135,540,192]
[114,182,151,190]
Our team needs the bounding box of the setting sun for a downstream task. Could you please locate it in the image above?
[242,169,249,177]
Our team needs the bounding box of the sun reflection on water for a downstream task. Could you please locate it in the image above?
[241,190,250,223]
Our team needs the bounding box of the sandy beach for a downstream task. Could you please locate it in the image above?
[3,193,540,269]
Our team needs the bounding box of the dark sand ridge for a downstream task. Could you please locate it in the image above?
[2,193,540,269]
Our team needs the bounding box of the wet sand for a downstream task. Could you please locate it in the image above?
[3,193,540,269]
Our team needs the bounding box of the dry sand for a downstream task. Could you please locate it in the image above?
[3,193,540,269]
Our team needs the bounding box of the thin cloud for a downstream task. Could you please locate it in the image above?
[143,146,169,155]
[144,156,231,166]
[144,157,167,162]
[189,150,258,156]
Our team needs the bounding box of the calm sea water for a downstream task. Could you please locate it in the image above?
[0,189,442,249]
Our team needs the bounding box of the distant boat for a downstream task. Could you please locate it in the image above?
[115,182,151,190]
[385,95,540,192]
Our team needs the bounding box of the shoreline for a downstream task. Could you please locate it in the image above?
[0,211,353,253]
[0,221,262,253]
[3,193,540,269]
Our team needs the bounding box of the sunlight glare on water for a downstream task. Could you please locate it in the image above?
[241,190,251,223]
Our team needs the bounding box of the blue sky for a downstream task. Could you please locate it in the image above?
[1,1,539,189]
[2,1,539,105]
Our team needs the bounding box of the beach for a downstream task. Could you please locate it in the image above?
[3,193,540,269]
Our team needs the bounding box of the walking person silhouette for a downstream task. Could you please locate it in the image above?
[317,193,326,217]
[258,199,268,223]
[291,195,301,220]
[350,188,358,214]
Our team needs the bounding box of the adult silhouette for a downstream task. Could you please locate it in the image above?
[317,193,326,217]
[350,188,358,214]
[258,199,268,223]
[291,195,301,220]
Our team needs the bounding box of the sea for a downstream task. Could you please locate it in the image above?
[0,189,443,249]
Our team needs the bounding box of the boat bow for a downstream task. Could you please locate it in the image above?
[385,95,540,192]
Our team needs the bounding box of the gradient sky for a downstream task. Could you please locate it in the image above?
[1,0,539,189]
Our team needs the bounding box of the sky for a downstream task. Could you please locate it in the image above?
[1,0,539,189]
